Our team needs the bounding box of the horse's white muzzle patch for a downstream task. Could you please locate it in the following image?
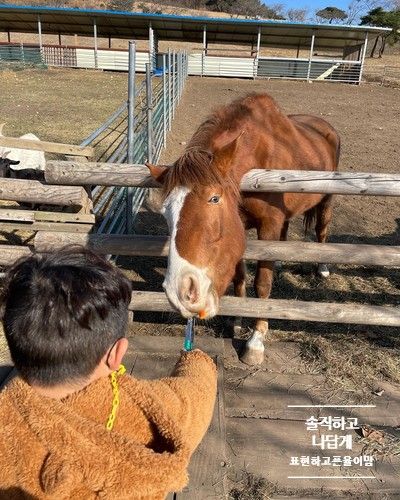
[161,186,219,319]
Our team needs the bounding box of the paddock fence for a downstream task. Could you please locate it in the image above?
[0,42,45,68]
[2,163,400,328]
[363,64,400,87]
[77,42,188,235]
[0,42,188,240]
[1,41,389,85]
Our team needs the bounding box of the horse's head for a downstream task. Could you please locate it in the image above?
[147,135,245,319]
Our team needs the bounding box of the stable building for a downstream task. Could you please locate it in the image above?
[0,4,391,83]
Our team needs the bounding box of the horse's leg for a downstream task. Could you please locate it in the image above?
[275,220,289,273]
[232,259,246,335]
[241,219,283,366]
[316,195,333,278]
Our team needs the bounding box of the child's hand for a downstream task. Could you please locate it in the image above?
[180,348,204,356]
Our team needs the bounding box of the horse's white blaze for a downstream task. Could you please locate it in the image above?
[162,187,214,317]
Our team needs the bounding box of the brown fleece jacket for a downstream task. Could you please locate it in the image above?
[0,350,217,500]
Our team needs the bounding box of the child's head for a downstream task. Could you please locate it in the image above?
[1,246,132,386]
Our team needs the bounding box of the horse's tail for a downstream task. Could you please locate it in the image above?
[303,206,317,236]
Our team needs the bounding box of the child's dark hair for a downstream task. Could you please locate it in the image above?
[1,246,132,386]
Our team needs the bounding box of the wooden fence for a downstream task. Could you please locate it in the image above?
[0,139,95,235]
[1,160,399,328]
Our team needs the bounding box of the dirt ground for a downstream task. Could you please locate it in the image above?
[1,66,399,401]
[1,69,400,497]
[130,76,400,402]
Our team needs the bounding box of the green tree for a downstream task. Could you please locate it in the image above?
[316,6,348,23]
[360,7,400,56]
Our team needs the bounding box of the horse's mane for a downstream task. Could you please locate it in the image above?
[164,93,281,196]
[162,96,265,198]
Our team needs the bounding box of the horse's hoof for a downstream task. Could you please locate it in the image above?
[240,347,265,365]
[317,264,330,278]
[240,331,265,365]
[233,317,242,336]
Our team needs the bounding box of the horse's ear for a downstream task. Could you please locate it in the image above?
[145,163,168,185]
[213,131,244,176]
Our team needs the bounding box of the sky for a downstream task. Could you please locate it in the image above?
[270,0,350,15]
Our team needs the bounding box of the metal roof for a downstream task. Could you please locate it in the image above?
[0,4,391,50]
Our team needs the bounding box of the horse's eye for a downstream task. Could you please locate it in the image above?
[209,195,220,204]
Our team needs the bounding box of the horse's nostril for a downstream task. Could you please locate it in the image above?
[181,274,199,305]
[187,276,197,303]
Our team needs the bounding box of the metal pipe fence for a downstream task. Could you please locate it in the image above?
[79,43,189,236]
[0,43,45,69]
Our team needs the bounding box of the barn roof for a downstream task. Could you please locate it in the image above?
[0,4,391,50]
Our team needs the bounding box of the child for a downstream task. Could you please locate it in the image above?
[0,247,217,499]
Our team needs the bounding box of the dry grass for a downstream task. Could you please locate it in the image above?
[229,473,275,499]
[357,425,400,460]
[0,67,128,144]
[298,333,400,403]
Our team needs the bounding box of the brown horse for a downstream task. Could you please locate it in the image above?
[147,93,340,365]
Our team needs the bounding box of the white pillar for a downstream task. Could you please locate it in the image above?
[38,15,42,50]
[93,18,98,69]
[202,25,206,77]
[149,24,154,71]
[307,32,315,81]
[358,32,369,84]
[254,26,261,79]
[256,26,261,56]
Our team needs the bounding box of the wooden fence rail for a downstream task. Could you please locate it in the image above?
[0,178,92,210]
[0,137,94,158]
[1,163,400,329]
[45,161,400,196]
[0,245,32,266]
[34,232,400,267]
[3,239,398,327]
[130,292,400,327]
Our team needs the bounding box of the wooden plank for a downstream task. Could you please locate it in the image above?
[224,339,306,374]
[178,356,226,499]
[132,335,224,357]
[0,209,95,224]
[241,169,400,196]
[127,291,400,327]
[45,161,159,188]
[225,418,400,494]
[0,136,94,157]
[45,162,400,196]
[224,368,326,420]
[0,245,32,265]
[0,222,93,233]
[34,232,170,257]
[33,212,95,224]
[131,352,179,380]
[0,178,91,208]
[33,232,400,267]
[130,347,226,499]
